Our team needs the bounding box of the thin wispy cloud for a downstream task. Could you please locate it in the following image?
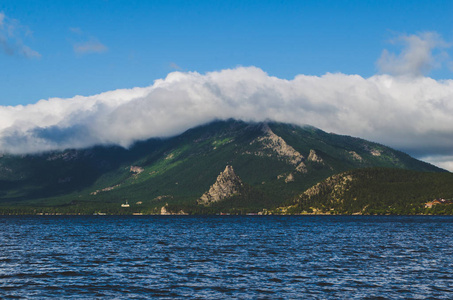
[69,28,108,55]
[0,32,452,170]
[69,27,83,35]
[73,38,108,54]
[169,62,182,70]
[0,11,41,59]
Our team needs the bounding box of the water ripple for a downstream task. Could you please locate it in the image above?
[0,215,453,299]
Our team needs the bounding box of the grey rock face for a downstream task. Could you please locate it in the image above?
[198,165,243,206]
[307,149,324,164]
[252,124,308,173]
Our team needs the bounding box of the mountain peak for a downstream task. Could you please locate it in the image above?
[198,165,243,206]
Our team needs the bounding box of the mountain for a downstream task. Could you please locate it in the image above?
[0,119,446,215]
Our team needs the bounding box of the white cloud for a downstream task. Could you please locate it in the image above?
[377,32,450,77]
[421,155,453,172]
[1,67,453,168]
[0,11,41,58]
[1,32,453,171]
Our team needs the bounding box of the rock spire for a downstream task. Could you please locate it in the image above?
[198,165,243,206]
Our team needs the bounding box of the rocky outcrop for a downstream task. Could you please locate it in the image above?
[370,149,382,156]
[363,145,382,157]
[285,173,294,183]
[160,204,170,215]
[295,162,307,173]
[277,172,295,183]
[90,184,121,195]
[301,173,353,199]
[307,150,323,164]
[198,165,243,206]
[130,166,144,174]
[160,203,187,215]
[252,124,307,172]
[349,151,363,161]
[256,125,303,163]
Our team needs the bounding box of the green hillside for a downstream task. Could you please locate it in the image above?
[280,168,453,215]
[0,120,446,215]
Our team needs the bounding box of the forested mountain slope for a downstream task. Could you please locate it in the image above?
[0,120,445,214]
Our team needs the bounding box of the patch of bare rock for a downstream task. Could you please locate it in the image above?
[198,165,243,206]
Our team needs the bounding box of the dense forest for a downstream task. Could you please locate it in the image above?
[281,168,453,215]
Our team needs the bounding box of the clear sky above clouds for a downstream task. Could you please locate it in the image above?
[1,0,452,105]
[1,0,453,170]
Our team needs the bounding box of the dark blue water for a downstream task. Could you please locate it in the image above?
[1,216,452,299]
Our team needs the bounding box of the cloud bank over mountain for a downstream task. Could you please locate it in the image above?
[1,32,453,170]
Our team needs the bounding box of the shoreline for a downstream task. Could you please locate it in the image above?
[0,212,451,216]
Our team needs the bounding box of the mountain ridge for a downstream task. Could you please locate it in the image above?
[0,119,448,215]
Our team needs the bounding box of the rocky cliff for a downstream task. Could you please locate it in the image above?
[252,124,308,172]
[198,165,243,206]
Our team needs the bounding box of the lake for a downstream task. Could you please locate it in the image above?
[1,215,452,299]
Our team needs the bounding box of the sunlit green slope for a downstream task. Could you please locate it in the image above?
[0,120,445,214]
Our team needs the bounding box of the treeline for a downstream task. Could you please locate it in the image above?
[3,168,453,216]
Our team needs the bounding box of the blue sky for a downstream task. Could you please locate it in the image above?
[1,0,452,105]
[1,0,453,171]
